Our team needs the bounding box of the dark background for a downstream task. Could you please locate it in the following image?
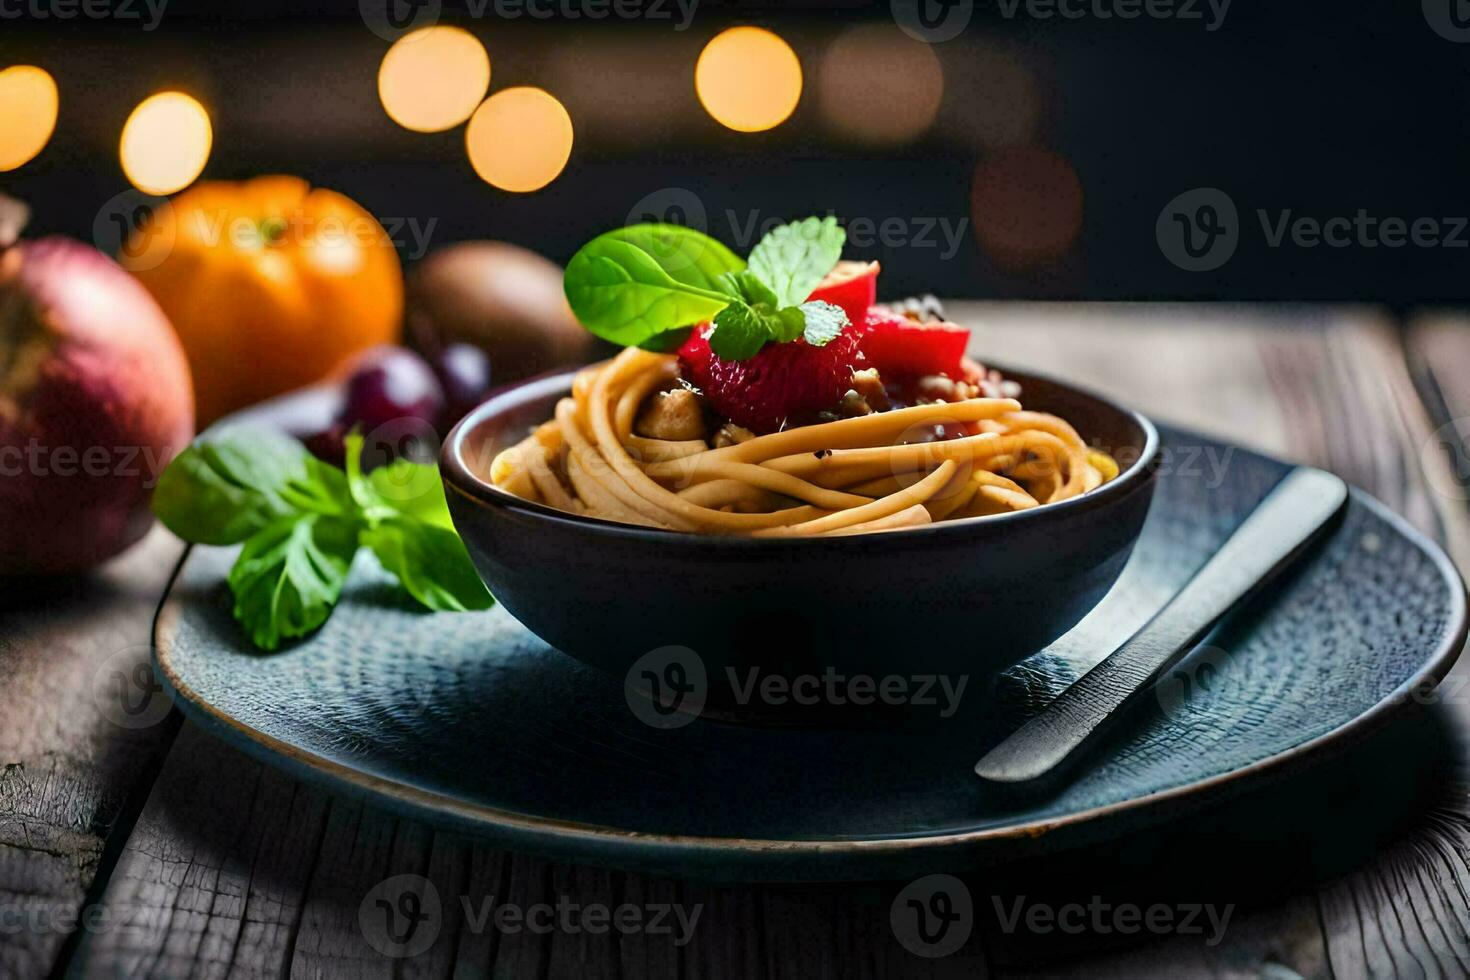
[2,0,1466,304]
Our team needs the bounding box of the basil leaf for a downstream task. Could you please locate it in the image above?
[153,429,353,545]
[338,432,441,523]
[637,327,693,353]
[362,517,494,613]
[227,515,359,650]
[798,300,849,348]
[367,461,454,528]
[746,217,846,309]
[603,223,745,292]
[563,233,739,349]
[342,432,491,612]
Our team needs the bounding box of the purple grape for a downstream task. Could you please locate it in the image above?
[301,422,348,467]
[341,346,446,433]
[432,342,493,426]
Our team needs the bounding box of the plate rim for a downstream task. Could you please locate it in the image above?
[152,449,1470,879]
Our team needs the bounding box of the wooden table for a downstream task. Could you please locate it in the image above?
[7,304,1470,978]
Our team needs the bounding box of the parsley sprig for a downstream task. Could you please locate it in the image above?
[562,216,851,361]
[153,430,493,650]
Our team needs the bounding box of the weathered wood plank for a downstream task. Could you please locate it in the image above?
[64,306,1470,979]
[0,527,184,980]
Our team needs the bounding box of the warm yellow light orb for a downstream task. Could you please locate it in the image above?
[465,87,574,193]
[378,26,490,133]
[818,26,943,145]
[696,27,802,133]
[0,66,59,172]
[120,92,212,195]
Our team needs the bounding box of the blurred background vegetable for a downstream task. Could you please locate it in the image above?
[122,175,403,424]
[405,240,595,383]
[0,199,194,573]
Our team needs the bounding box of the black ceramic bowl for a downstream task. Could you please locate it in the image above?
[442,366,1160,688]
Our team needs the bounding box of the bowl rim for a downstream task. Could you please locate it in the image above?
[441,361,1162,546]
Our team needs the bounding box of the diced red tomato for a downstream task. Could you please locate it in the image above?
[857,308,970,378]
[807,260,879,326]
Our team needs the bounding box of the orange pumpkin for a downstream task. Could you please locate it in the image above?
[123,176,403,423]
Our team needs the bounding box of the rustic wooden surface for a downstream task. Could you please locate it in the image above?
[5,304,1470,978]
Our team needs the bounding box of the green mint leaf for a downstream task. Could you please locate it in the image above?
[798,300,849,347]
[564,229,742,350]
[361,517,494,613]
[715,268,780,308]
[746,216,846,308]
[153,429,354,545]
[771,306,808,344]
[708,300,808,359]
[227,515,359,650]
[709,301,776,360]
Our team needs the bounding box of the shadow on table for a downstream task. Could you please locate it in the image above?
[113,695,1463,976]
[891,699,1466,971]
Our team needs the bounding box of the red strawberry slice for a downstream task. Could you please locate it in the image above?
[807,260,879,326]
[858,307,970,378]
[678,322,864,434]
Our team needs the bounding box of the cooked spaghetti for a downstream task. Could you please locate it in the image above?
[488,347,1120,536]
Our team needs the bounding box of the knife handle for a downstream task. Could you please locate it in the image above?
[974,466,1348,785]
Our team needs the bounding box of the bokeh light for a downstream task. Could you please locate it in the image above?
[0,66,59,172]
[378,26,490,133]
[817,25,943,145]
[120,92,212,195]
[970,147,1083,270]
[465,87,574,193]
[949,44,1040,150]
[696,27,802,133]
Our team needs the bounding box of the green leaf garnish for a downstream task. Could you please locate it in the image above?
[746,216,846,309]
[152,429,352,545]
[710,301,803,361]
[602,224,745,292]
[715,267,779,307]
[798,300,848,347]
[227,515,359,650]
[562,216,852,362]
[153,429,493,651]
[706,269,847,359]
[563,226,744,350]
[361,518,495,613]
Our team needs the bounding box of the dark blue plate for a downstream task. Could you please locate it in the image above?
[155,423,1467,882]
